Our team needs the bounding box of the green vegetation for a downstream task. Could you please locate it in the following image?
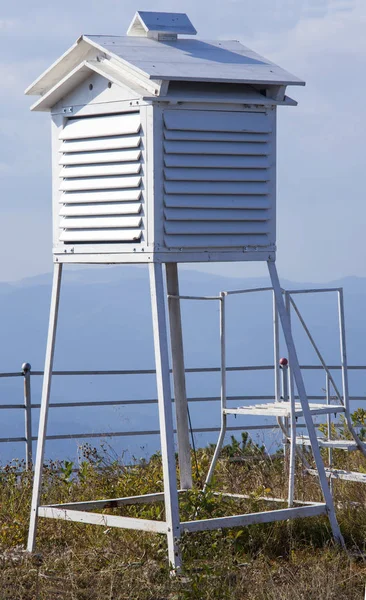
[1,437,366,599]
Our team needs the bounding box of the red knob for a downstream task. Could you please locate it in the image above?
[279,357,288,367]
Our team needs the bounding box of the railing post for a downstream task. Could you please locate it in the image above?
[326,372,333,493]
[280,359,289,459]
[22,362,32,470]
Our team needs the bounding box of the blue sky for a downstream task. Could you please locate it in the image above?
[0,0,364,282]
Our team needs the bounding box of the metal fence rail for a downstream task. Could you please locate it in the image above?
[1,363,366,468]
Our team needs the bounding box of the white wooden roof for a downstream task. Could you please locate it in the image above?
[26,30,304,106]
[86,35,304,86]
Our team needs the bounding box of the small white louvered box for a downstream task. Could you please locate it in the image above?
[26,11,304,265]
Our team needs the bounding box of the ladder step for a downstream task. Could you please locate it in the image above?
[224,402,345,418]
[296,437,360,451]
[307,468,366,483]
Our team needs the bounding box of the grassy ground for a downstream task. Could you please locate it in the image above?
[1,437,366,599]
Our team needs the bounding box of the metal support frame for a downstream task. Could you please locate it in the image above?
[166,263,192,490]
[202,262,345,547]
[204,292,226,490]
[285,292,296,507]
[149,263,182,571]
[27,260,347,572]
[27,263,63,552]
[326,373,333,493]
[337,290,366,458]
[268,262,344,546]
[288,288,366,461]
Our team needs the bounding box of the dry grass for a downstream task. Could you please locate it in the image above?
[1,439,366,599]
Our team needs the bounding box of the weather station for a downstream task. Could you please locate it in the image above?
[25,10,348,571]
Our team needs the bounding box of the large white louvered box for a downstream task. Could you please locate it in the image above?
[27,11,304,265]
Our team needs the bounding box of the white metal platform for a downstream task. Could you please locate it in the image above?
[296,437,361,451]
[224,402,346,418]
[307,468,366,483]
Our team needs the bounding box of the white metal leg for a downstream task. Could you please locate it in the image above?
[272,293,281,403]
[27,263,63,552]
[268,261,345,547]
[204,293,227,490]
[166,263,192,490]
[285,292,296,508]
[149,263,182,572]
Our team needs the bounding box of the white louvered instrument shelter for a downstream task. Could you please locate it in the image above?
[26,9,303,265]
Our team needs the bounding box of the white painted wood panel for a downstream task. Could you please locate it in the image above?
[60,163,141,178]
[164,130,269,142]
[60,135,141,153]
[60,190,142,204]
[164,195,270,209]
[60,203,142,216]
[60,176,142,191]
[60,215,142,229]
[165,221,269,235]
[164,155,270,169]
[164,141,269,155]
[60,113,140,140]
[164,208,268,221]
[164,110,271,133]
[164,181,269,195]
[58,110,145,246]
[60,149,141,165]
[60,229,142,242]
[164,234,268,248]
[162,108,274,251]
[164,168,269,182]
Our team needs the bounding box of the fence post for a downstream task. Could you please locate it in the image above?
[22,362,32,470]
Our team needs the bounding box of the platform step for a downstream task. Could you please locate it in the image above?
[296,437,360,451]
[307,468,366,483]
[224,402,345,419]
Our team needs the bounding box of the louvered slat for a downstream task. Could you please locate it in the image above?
[60,149,141,165]
[60,135,141,153]
[60,203,142,217]
[61,176,142,192]
[164,208,268,221]
[164,141,269,156]
[59,112,144,245]
[164,130,269,142]
[60,229,142,242]
[164,195,270,210]
[164,181,269,195]
[164,155,270,168]
[164,221,269,235]
[60,113,140,140]
[60,216,142,229]
[164,110,271,133]
[60,163,141,178]
[164,168,269,182]
[163,109,273,250]
[60,190,142,204]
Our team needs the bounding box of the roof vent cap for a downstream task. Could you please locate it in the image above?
[127,11,197,41]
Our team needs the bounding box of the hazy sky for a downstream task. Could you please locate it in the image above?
[0,0,364,283]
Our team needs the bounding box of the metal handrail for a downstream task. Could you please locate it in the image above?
[1,363,366,469]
